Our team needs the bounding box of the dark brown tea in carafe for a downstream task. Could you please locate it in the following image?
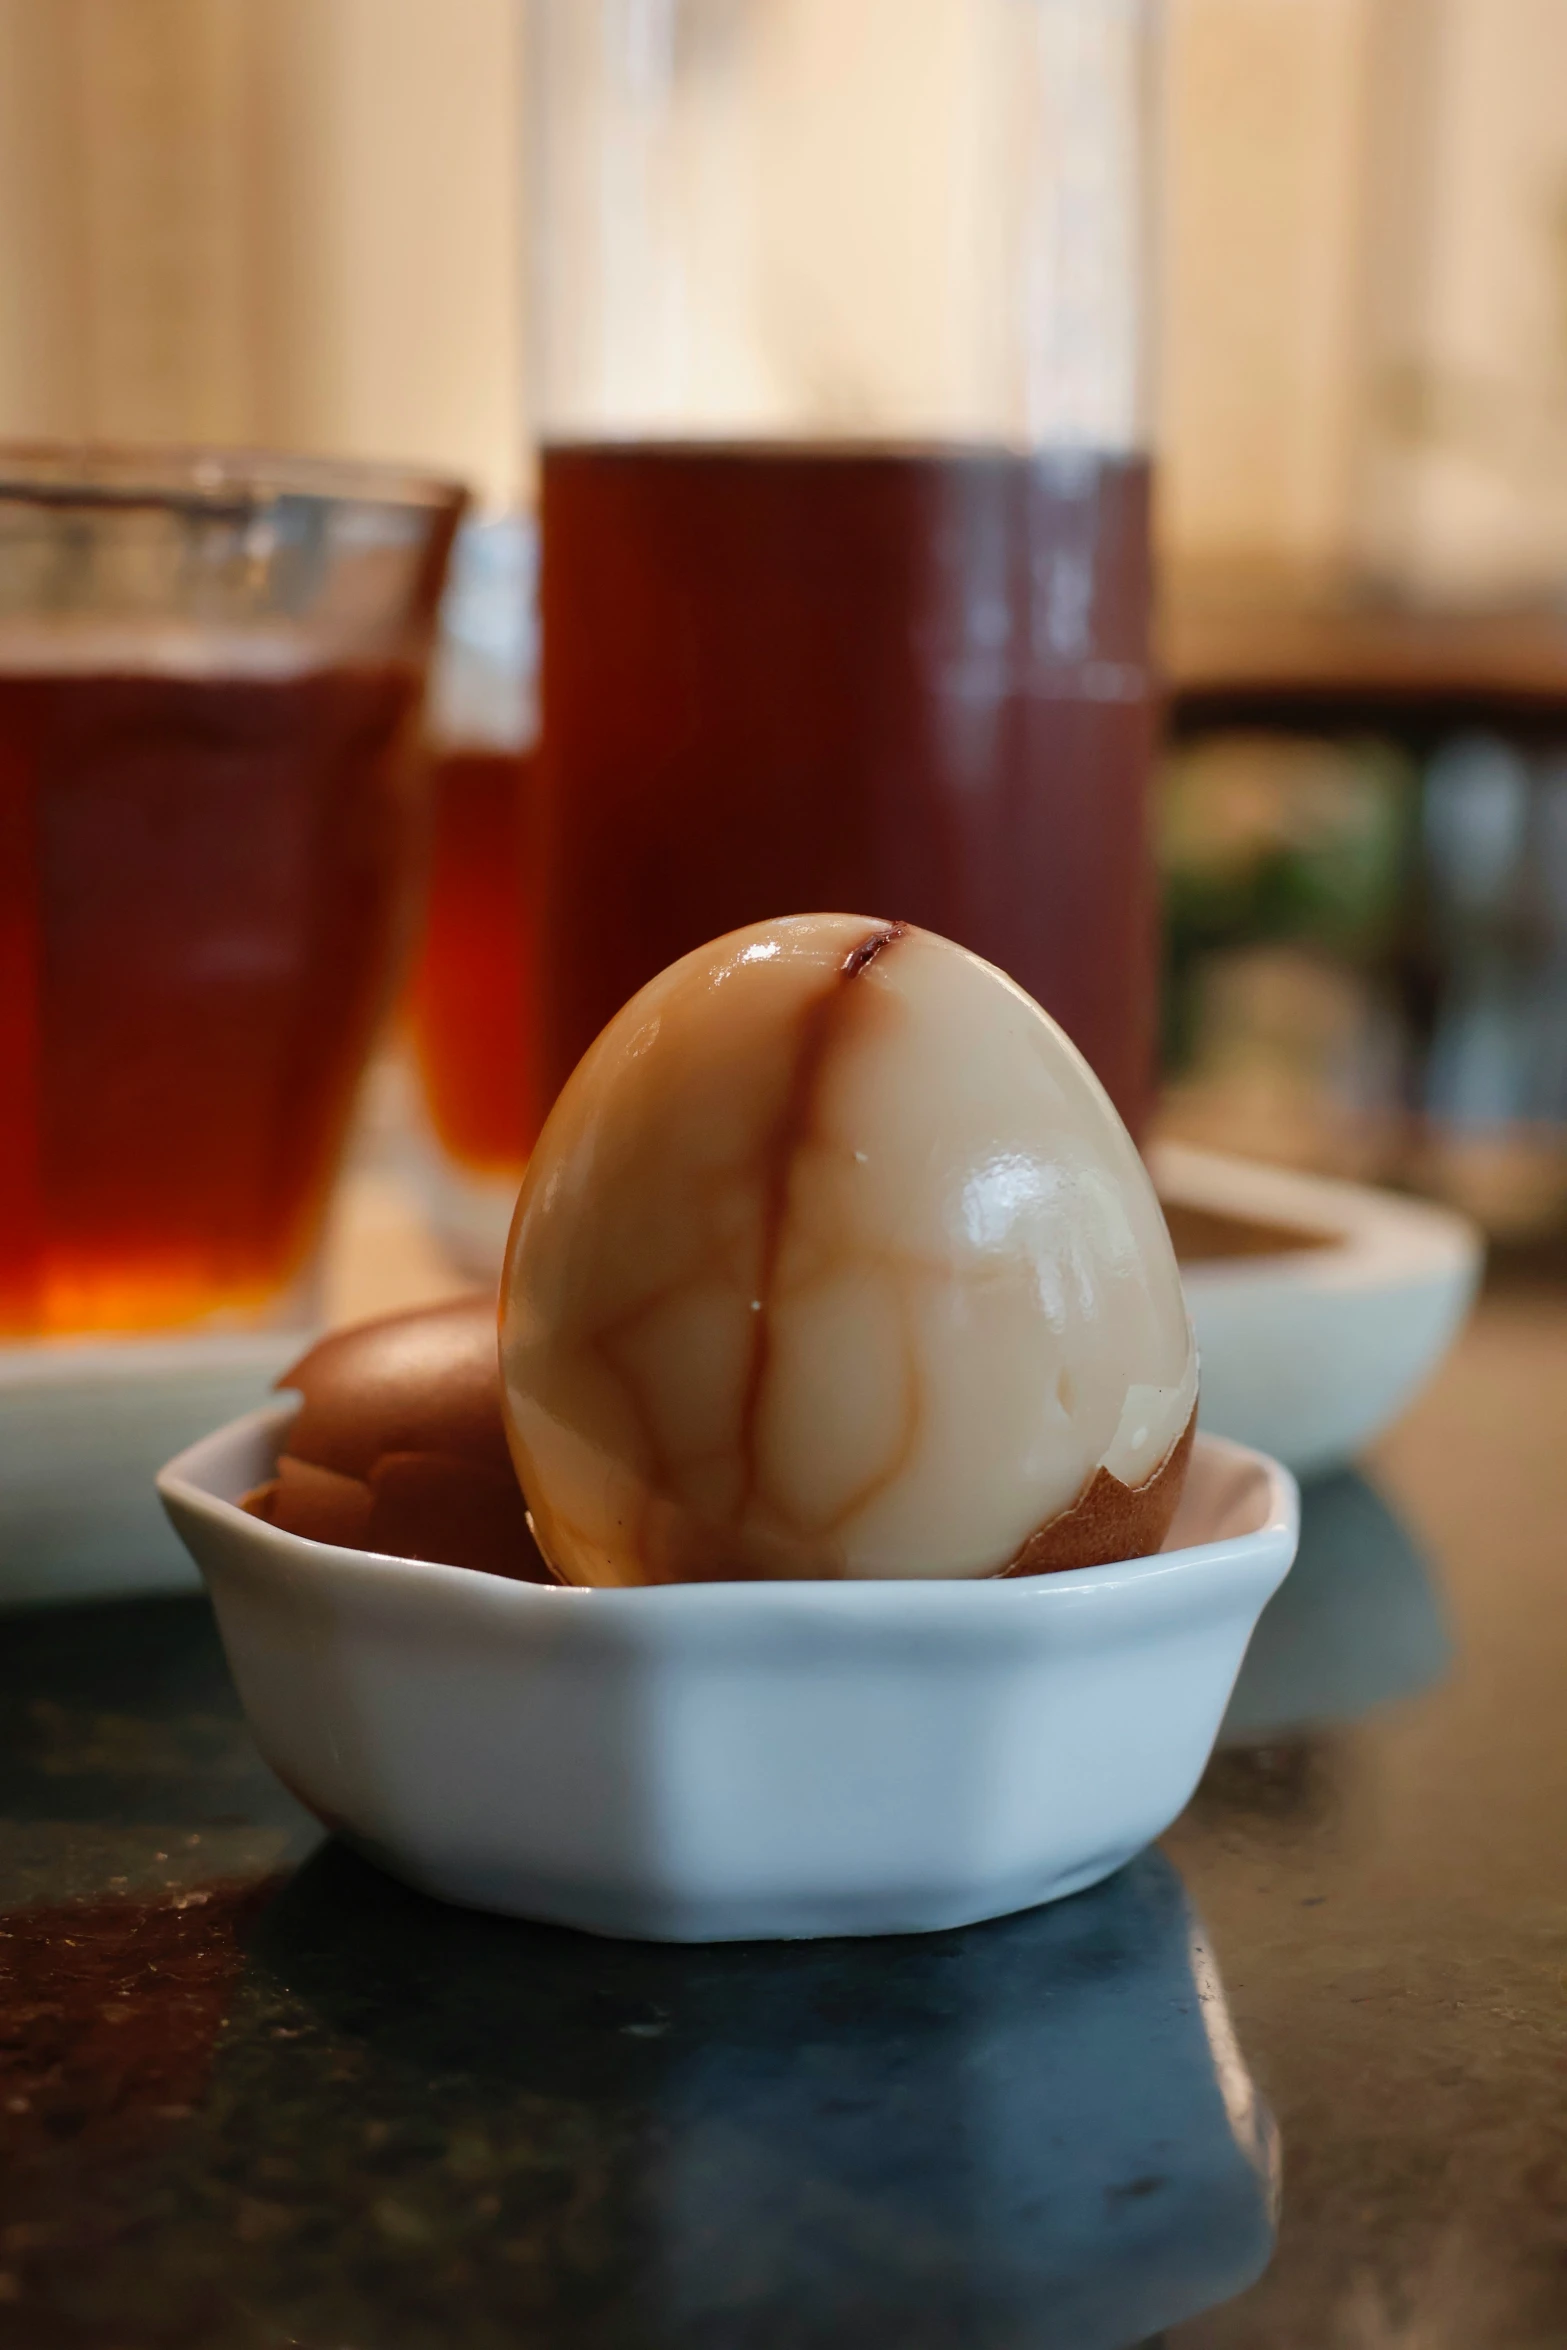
[533,443,1156,1137]
[0,643,424,1336]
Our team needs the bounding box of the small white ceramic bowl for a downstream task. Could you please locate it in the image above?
[1155,1143,1483,1477]
[158,1406,1298,1943]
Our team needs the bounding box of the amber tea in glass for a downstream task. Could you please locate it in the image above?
[0,448,464,1338]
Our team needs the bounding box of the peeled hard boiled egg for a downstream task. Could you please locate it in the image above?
[500,915,1196,1586]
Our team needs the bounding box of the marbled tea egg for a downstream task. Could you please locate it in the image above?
[500,915,1197,1586]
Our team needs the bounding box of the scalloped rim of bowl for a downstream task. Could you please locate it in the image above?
[157,1404,1299,1941]
[1153,1142,1483,1478]
[159,1400,1297,1619]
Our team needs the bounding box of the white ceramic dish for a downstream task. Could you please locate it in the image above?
[159,1405,1297,1943]
[0,1162,475,1609]
[1154,1143,1483,1477]
[0,1331,307,1606]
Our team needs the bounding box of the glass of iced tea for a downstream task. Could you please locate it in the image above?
[0,446,465,1339]
[526,0,1159,1140]
[403,512,538,1272]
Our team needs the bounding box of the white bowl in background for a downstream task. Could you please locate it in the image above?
[158,1405,1297,1943]
[0,1160,477,1609]
[1154,1143,1483,1479]
[0,1331,308,1606]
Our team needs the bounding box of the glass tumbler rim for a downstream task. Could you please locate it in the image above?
[0,440,470,521]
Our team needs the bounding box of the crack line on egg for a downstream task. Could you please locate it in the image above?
[508,913,1198,1586]
[573,921,918,1580]
[734,922,908,1531]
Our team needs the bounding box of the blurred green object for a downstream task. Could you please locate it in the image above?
[1160,734,1418,1078]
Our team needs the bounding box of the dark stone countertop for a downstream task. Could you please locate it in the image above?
[3,1287,1566,2348]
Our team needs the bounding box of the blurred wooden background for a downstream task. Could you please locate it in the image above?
[5,0,1567,1236]
[0,0,523,503]
[2,0,1566,597]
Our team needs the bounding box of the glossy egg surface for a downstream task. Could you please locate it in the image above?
[501,915,1196,1586]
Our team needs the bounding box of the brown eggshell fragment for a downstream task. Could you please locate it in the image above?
[282,1297,516,1479]
[1000,1408,1198,1578]
[271,1454,375,1552]
[243,1296,550,1583]
[363,1453,546,1585]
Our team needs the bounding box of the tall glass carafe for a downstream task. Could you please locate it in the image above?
[527,0,1158,1134]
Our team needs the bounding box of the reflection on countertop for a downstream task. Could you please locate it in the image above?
[242,1845,1276,2350]
[1221,1469,1452,1745]
[6,1287,1567,2346]
[0,1580,1277,2350]
[1167,1287,1567,2350]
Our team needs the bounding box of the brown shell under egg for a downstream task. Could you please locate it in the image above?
[554,1407,1200,1588]
[241,1293,1191,1589]
[241,1296,550,1583]
[998,1407,1198,1578]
